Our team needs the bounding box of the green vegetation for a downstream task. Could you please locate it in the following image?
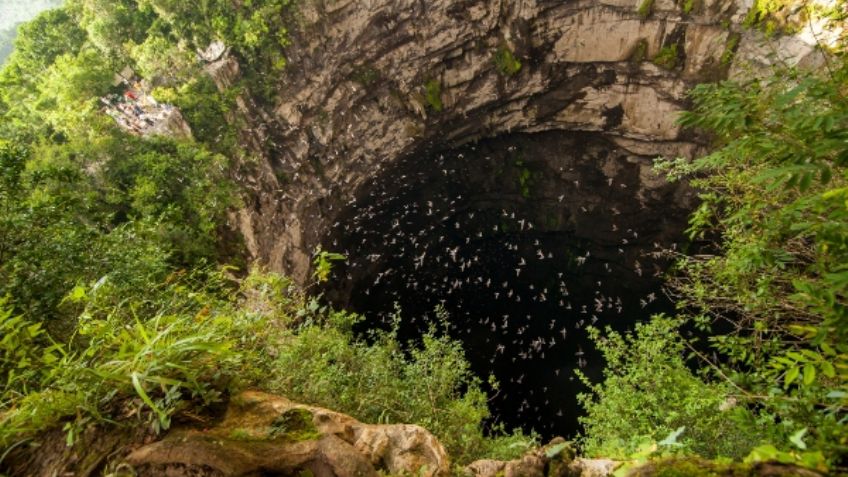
[424,78,443,112]
[638,0,655,20]
[680,0,702,15]
[742,0,846,36]
[581,51,848,473]
[629,39,649,64]
[720,33,741,65]
[494,45,522,76]
[268,307,535,463]
[578,316,770,460]
[664,62,848,465]
[742,0,797,34]
[652,44,680,70]
[2,0,848,473]
[514,159,532,198]
[0,266,532,464]
[0,1,531,469]
[312,247,347,283]
[269,409,321,441]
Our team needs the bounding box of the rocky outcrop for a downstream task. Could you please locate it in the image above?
[465,445,828,477]
[627,458,827,477]
[2,392,449,477]
[121,391,450,477]
[218,0,835,282]
[466,439,617,477]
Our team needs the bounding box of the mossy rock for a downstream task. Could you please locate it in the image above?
[423,79,443,112]
[269,408,321,442]
[638,0,654,19]
[680,0,703,15]
[494,46,522,76]
[652,44,680,70]
[627,458,825,477]
[628,39,649,64]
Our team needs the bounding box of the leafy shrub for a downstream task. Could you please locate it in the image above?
[652,44,679,70]
[578,315,770,459]
[0,133,235,325]
[0,269,531,465]
[268,310,534,465]
[151,77,239,152]
[0,270,238,446]
[655,62,848,464]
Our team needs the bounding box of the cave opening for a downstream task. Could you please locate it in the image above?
[320,130,694,438]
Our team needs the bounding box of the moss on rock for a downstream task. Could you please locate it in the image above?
[627,458,826,477]
[270,408,321,442]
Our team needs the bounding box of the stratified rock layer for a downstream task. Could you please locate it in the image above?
[223,0,826,282]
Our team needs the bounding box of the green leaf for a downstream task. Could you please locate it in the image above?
[544,442,569,458]
[131,371,169,428]
[820,166,832,184]
[803,364,816,385]
[744,444,781,463]
[789,428,808,450]
[658,426,686,447]
[68,285,87,303]
[820,343,835,356]
[785,366,800,387]
[821,361,835,378]
[26,322,43,338]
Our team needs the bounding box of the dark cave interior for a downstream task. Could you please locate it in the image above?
[320,130,694,438]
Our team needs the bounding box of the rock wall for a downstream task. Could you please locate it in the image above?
[224,0,829,282]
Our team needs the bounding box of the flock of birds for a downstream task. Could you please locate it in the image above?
[322,142,676,436]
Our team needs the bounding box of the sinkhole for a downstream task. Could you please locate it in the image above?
[320,130,695,438]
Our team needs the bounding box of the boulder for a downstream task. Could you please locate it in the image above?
[465,438,605,477]
[122,391,450,477]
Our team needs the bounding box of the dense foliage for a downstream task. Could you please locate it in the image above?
[3,0,848,472]
[0,269,529,465]
[580,40,848,474]
[666,60,847,463]
[578,316,769,460]
[0,2,530,469]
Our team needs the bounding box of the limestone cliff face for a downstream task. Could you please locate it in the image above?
[222,0,827,282]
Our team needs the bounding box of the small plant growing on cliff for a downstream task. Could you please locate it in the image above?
[638,0,655,19]
[720,33,741,65]
[312,247,346,283]
[680,0,703,15]
[652,44,680,70]
[494,46,522,76]
[423,79,443,112]
[351,64,380,86]
[514,159,532,198]
[628,39,649,63]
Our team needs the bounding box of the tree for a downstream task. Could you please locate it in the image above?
[655,61,848,462]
